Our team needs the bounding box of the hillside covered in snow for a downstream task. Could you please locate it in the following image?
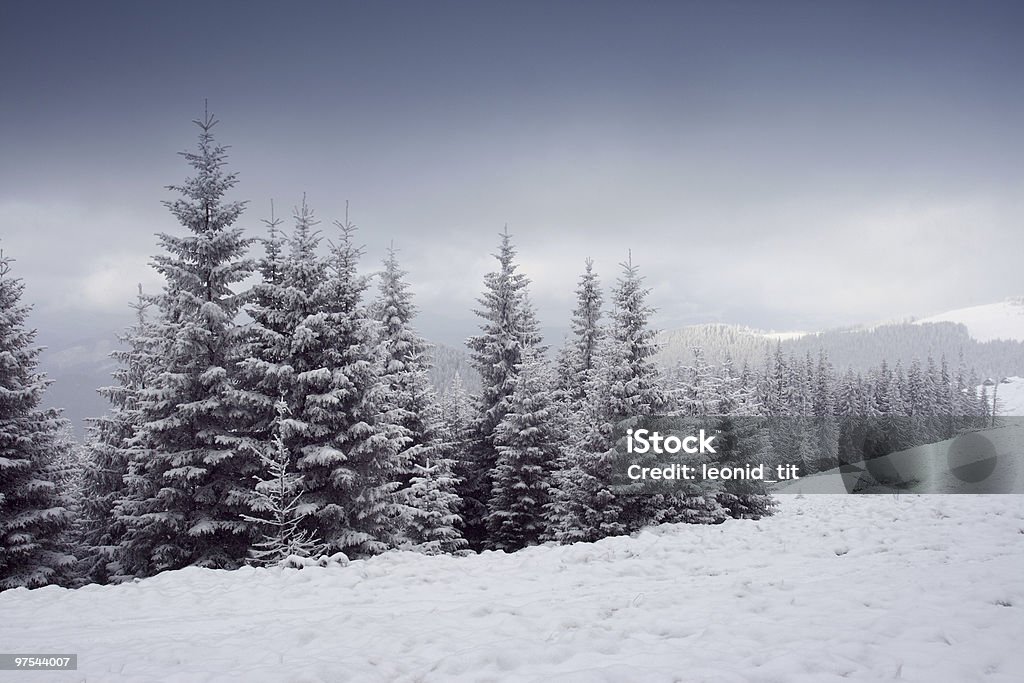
[2,495,1022,683]
[916,300,1024,343]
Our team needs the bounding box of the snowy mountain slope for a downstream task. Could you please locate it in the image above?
[2,496,1023,683]
[916,300,1024,342]
[656,315,1023,380]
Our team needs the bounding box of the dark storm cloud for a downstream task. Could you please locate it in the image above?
[2,0,1022,347]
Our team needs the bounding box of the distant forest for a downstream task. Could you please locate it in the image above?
[435,320,1024,402]
[656,321,1023,382]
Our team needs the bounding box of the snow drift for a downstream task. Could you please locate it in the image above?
[2,495,1022,682]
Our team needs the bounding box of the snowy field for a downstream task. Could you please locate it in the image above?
[991,377,1024,417]
[2,496,1023,683]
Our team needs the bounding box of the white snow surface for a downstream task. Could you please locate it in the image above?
[3,496,1024,682]
[988,377,1024,416]
[916,300,1024,342]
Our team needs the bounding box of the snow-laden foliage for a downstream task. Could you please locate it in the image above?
[549,257,674,542]
[241,400,324,566]
[115,110,256,577]
[293,217,407,557]
[78,286,157,584]
[462,230,544,549]
[486,351,562,551]
[555,258,603,414]
[0,251,75,590]
[374,247,465,555]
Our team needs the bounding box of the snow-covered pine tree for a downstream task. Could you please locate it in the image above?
[401,418,467,555]
[0,250,75,590]
[936,355,956,440]
[374,246,431,478]
[714,358,776,520]
[606,255,668,418]
[440,372,472,446]
[78,285,157,584]
[234,199,320,479]
[550,256,686,540]
[462,229,543,549]
[835,369,867,466]
[242,399,324,565]
[953,351,977,432]
[295,214,407,557]
[792,352,817,474]
[811,350,839,472]
[905,357,928,443]
[676,347,720,417]
[374,246,464,554]
[660,348,724,526]
[555,258,603,413]
[486,350,562,551]
[546,336,629,543]
[116,109,256,577]
[764,347,793,460]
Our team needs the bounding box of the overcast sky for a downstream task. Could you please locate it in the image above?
[2,0,1022,349]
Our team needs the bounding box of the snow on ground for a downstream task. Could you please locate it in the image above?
[988,377,1024,417]
[916,300,1024,342]
[3,496,1024,683]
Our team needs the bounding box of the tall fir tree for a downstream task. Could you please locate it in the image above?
[462,229,543,549]
[546,336,629,543]
[294,215,407,556]
[374,246,432,478]
[374,246,464,554]
[78,285,157,584]
[486,351,562,551]
[714,358,776,520]
[811,350,840,472]
[555,258,604,413]
[234,198,323,480]
[549,256,676,541]
[116,109,256,577]
[0,250,75,590]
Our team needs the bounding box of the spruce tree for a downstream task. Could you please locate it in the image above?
[462,229,543,548]
[0,251,75,590]
[556,258,603,412]
[374,246,432,479]
[116,109,256,577]
[440,372,472,446]
[811,350,839,472]
[401,420,467,555]
[78,285,157,584]
[550,256,677,541]
[241,400,324,565]
[714,360,776,520]
[233,198,322,483]
[486,351,561,551]
[374,247,464,554]
[835,369,867,467]
[547,336,629,543]
[294,216,407,556]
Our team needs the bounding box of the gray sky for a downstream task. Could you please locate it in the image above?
[2,0,1023,349]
